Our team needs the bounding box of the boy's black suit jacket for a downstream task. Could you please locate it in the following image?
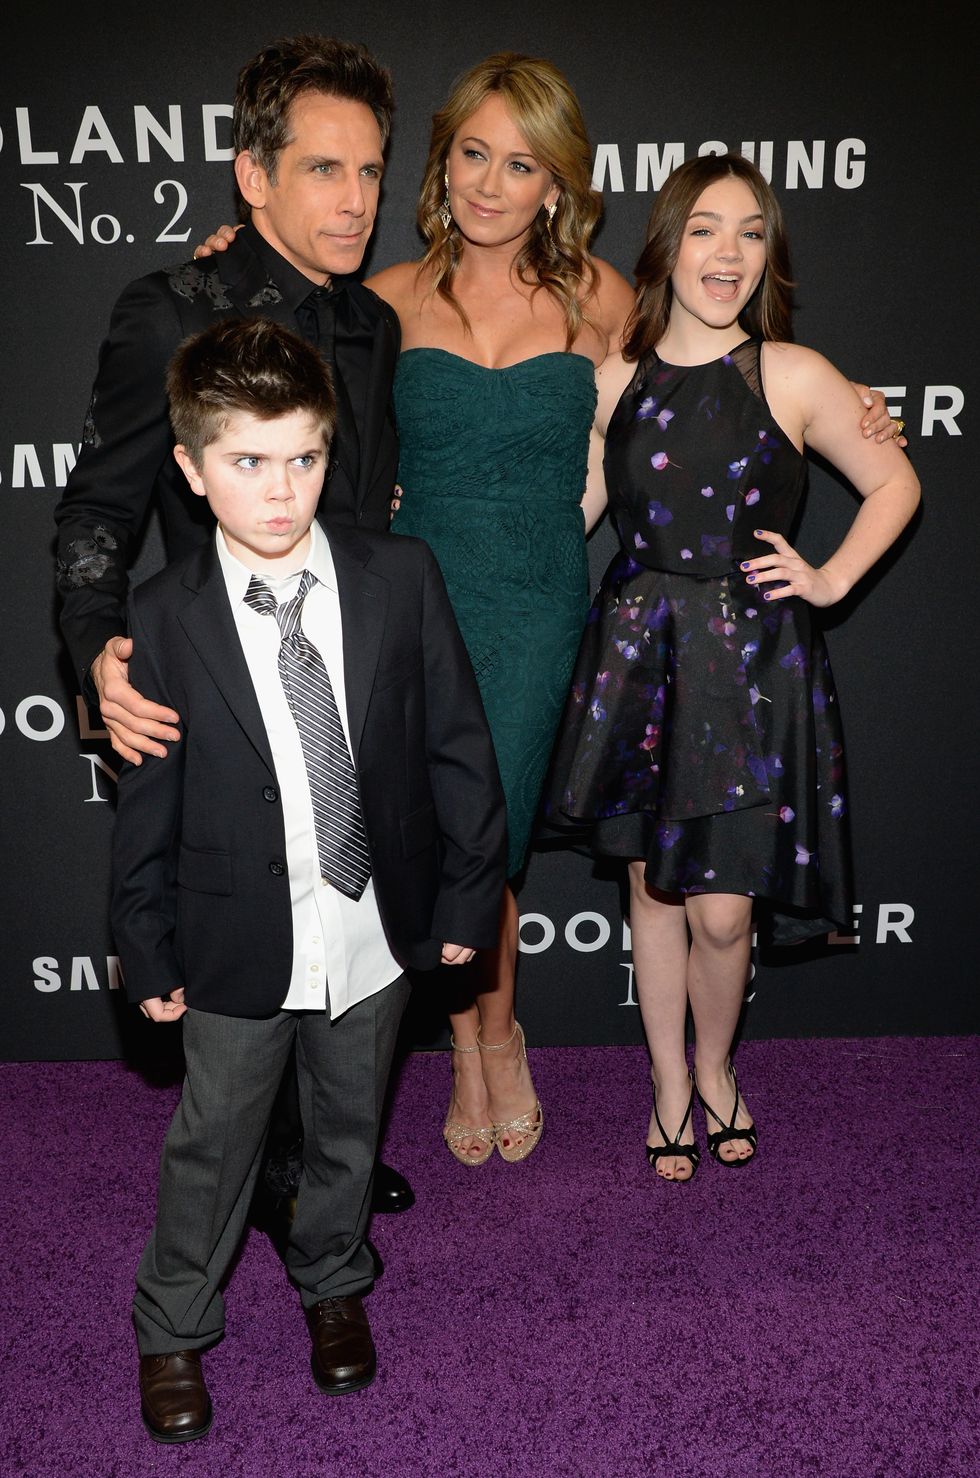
[54,227,400,695]
[111,525,506,1016]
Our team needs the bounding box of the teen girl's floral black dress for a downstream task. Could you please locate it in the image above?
[546,339,852,943]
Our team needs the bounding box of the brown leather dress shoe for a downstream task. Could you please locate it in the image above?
[139,1350,213,1443]
[305,1296,376,1394]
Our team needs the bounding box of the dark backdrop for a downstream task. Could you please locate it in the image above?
[1,1,975,1059]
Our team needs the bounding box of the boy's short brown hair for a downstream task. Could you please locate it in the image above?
[167,318,336,465]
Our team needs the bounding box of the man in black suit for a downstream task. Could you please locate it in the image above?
[114,316,504,1441]
[54,35,413,1216]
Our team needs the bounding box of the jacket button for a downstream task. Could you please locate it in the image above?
[262,785,278,802]
[269,859,286,877]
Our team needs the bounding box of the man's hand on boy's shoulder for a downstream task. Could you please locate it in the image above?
[441,944,476,966]
[93,635,181,765]
[139,989,187,1022]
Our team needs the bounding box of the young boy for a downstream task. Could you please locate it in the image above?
[112,318,505,1443]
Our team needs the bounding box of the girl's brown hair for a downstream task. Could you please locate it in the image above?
[623,153,795,362]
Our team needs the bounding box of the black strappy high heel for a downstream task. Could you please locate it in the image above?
[694,1062,758,1167]
[646,1078,701,1181]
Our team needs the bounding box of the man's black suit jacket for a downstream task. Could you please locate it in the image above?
[54,228,400,695]
[111,524,506,1017]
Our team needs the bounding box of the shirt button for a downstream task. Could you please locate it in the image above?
[310,963,320,973]
[269,859,286,877]
[262,785,278,802]
[311,937,320,946]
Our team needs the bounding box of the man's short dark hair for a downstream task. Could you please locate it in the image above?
[167,318,336,466]
[233,34,394,182]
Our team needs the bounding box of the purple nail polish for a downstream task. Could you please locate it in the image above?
[763,591,771,600]
[740,562,750,570]
[747,574,756,583]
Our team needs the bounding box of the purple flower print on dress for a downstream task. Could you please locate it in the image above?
[779,805,795,822]
[644,683,666,720]
[746,754,769,790]
[757,429,781,465]
[637,398,676,432]
[701,533,732,559]
[744,488,761,507]
[640,724,661,752]
[657,821,683,850]
[708,615,737,638]
[701,485,714,498]
[644,596,671,632]
[647,498,674,524]
[726,504,735,523]
[747,752,784,789]
[795,844,813,866]
[614,638,642,661]
[650,451,682,472]
[728,456,749,479]
[723,782,744,813]
[830,794,845,818]
[779,643,809,677]
[634,532,649,550]
[588,696,607,722]
[609,551,643,583]
[680,548,693,559]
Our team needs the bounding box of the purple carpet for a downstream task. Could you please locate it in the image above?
[1,1039,977,1477]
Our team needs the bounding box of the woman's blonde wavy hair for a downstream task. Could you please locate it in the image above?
[416,53,602,349]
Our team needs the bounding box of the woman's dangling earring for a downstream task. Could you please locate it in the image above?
[439,171,452,231]
[545,200,558,234]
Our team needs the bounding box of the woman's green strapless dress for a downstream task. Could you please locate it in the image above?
[392,349,597,877]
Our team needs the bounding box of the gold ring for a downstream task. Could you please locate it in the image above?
[891,418,905,435]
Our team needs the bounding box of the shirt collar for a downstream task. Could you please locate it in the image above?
[242,221,355,315]
[216,520,338,606]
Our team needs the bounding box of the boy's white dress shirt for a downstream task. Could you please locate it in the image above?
[216,521,402,1017]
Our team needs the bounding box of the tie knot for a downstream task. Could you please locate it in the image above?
[244,571,317,639]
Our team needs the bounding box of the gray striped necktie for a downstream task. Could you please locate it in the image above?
[243,570,371,901]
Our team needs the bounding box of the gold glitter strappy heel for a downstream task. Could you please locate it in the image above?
[443,1038,495,1166]
[478,1022,544,1164]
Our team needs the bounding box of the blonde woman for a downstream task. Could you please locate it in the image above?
[368,53,634,1165]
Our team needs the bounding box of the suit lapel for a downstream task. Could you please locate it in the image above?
[328,529,388,758]
[177,545,276,777]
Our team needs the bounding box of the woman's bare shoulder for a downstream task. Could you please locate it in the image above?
[588,256,636,341]
[364,259,423,311]
[761,340,830,375]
